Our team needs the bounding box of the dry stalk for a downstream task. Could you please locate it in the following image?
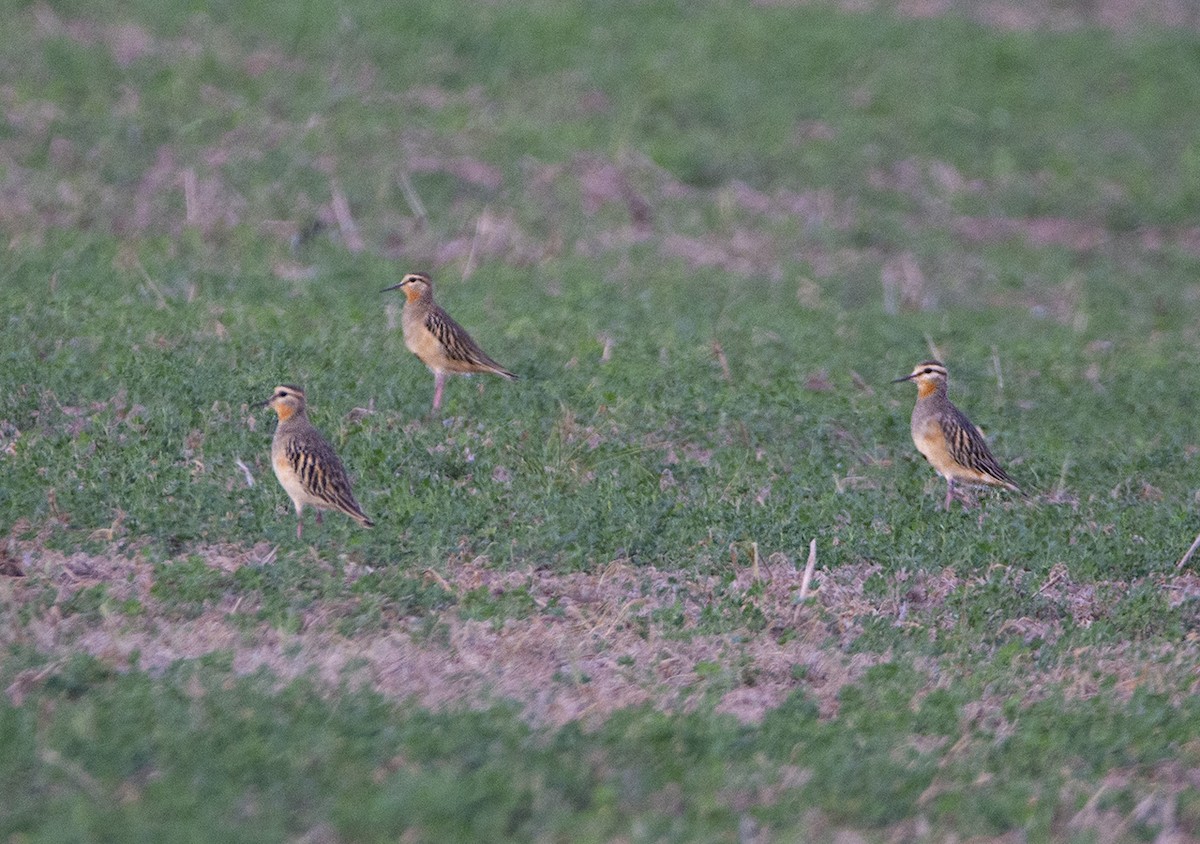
[1177,531,1200,570]
[463,210,489,280]
[711,339,733,383]
[924,333,943,362]
[396,170,428,224]
[598,333,615,363]
[602,597,648,638]
[47,488,64,522]
[235,458,256,488]
[991,345,1004,410]
[330,178,365,253]
[7,663,61,705]
[1055,456,1071,498]
[849,369,874,396]
[797,539,817,601]
[1035,566,1066,597]
[39,748,106,801]
[135,259,169,310]
[422,568,455,592]
[86,508,126,543]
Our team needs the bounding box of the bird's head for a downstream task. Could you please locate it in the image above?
[893,361,948,397]
[262,384,307,420]
[381,272,433,302]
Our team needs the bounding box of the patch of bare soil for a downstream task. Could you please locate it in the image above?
[5,538,1199,728]
[1,541,870,725]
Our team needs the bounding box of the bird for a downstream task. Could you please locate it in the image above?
[893,360,1021,510]
[261,385,375,538]
[381,272,517,411]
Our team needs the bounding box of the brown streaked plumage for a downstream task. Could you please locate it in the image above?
[893,360,1021,510]
[261,385,374,538]
[381,272,517,411]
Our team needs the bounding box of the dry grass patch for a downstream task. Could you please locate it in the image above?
[5,536,1199,728]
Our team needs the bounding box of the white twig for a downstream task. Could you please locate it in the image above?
[797,539,817,600]
[135,260,168,310]
[235,458,255,487]
[397,170,427,223]
[39,748,105,801]
[1055,456,1070,498]
[1177,531,1200,569]
[849,370,874,396]
[924,333,942,362]
[463,210,489,280]
[1035,565,1066,596]
[330,178,365,252]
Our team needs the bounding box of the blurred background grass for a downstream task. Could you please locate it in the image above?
[3,0,1200,839]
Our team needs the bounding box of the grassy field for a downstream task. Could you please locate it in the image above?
[3,0,1200,840]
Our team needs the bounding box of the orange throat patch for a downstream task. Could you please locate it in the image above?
[273,403,297,422]
[916,380,939,399]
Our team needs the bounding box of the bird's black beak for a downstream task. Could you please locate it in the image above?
[380,282,405,293]
[892,373,917,383]
[256,396,273,409]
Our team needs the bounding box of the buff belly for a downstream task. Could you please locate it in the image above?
[273,452,324,512]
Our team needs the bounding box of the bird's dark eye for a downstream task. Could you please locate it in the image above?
[923,368,933,374]
[278,391,288,397]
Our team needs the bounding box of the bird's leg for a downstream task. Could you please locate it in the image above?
[432,371,446,411]
[296,517,303,540]
[315,510,323,525]
[944,478,955,511]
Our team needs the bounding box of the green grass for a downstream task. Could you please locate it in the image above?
[3,0,1200,839]
[2,657,1198,840]
[4,243,1195,580]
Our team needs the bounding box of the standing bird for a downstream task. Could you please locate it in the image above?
[261,385,374,538]
[893,360,1021,510]
[381,272,517,411]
